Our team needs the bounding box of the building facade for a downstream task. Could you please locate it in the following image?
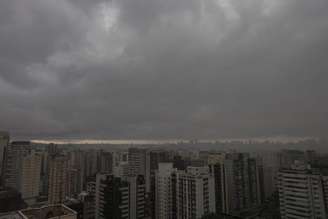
[48,155,69,204]
[278,168,328,219]
[156,163,216,219]
[20,150,42,204]
[0,132,9,185]
[95,174,146,219]
[176,166,216,219]
[2,141,31,190]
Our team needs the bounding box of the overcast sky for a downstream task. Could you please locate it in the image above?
[0,0,328,139]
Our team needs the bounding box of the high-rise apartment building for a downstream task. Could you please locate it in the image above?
[98,151,113,173]
[208,152,228,214]
[2,141,31,189]
[19,150,42,205]
[128,146,151,219]
[48,154,69,204]
[40,151,49,197]
[68,150,87,191]
[95,173,127,219]
[278,167,328,219]
[79,192,96,219]
[113,162,130,177]
[208,152,262,214]
[155,163,177,219]
[113,151,128,167]
[95,173,146,219]
[279,150,306,169]
[68,168,83,198]
[0,131,9,185]
[147,150,170,218]
[226,153,262,212]
[176,166,216,219]
[2,140,41,205]
[323,174,328,214]
[126,176,147,219]
[128,148,147,177]
[155,163,216,219]
[259,152,281,200]
[85,150,98,179]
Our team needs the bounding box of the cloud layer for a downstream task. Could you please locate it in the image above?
[1,0,328,139]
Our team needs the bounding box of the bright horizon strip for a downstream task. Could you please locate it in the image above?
[30,136,314,145]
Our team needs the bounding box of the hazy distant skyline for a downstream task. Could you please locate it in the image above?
[1,0,328,139]
[30,136,315,145]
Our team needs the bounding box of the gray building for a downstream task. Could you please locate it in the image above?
[48,154,69,204]
[0,131,9,185]
[2,141,31,190]
[128,148,147,177]
[208,152,262,214]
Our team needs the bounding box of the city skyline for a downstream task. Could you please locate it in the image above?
[1,0,328,218]
[1,131,328,218]
[29,136,315,145]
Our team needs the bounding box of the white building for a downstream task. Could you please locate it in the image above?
[278,168,328,219]
[155,163,177,219]
[155,163,216,219]
[176,166,216,219]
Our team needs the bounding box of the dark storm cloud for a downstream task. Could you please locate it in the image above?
[0,0,328,139]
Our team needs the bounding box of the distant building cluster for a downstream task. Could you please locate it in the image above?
[1,131,328,219]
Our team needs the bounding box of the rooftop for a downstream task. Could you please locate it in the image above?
[19,204,76,219]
